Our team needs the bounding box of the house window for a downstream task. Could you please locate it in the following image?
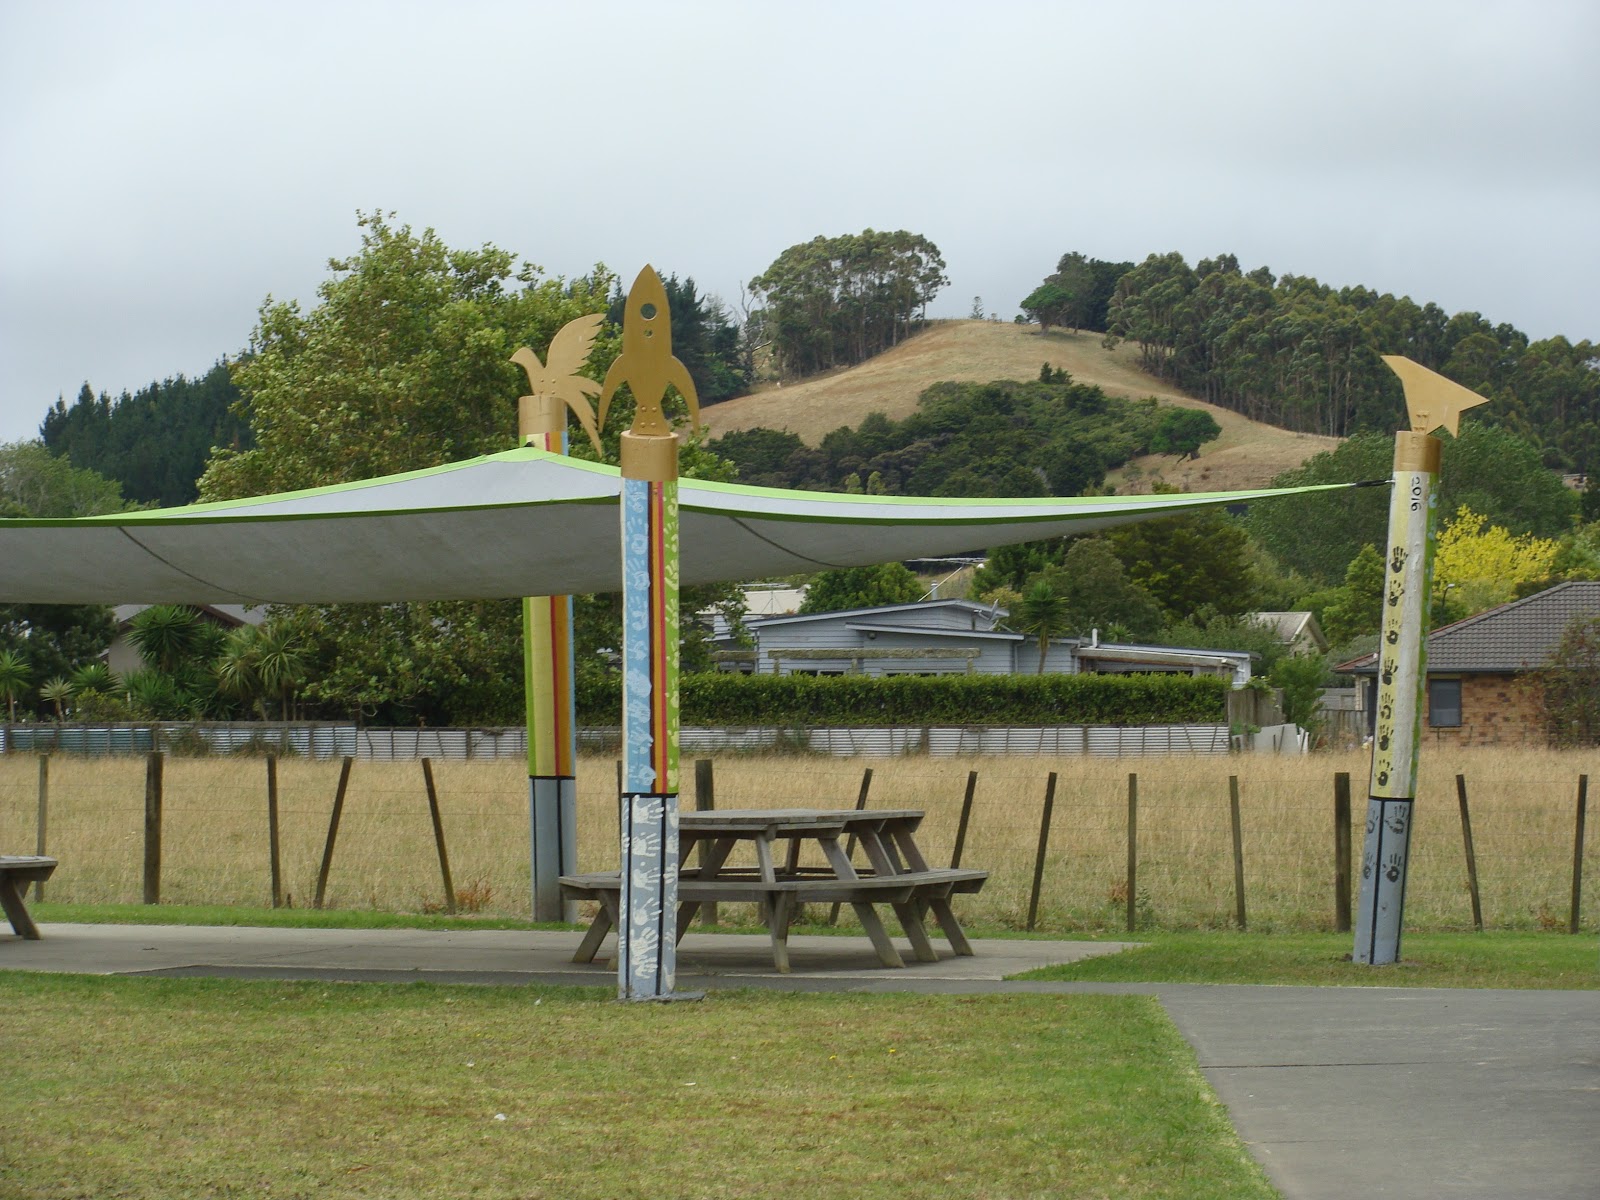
[1428,678,1462,727]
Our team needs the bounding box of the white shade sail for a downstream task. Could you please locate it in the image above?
[0,446,1345,605]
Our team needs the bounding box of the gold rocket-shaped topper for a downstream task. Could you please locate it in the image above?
[598,265,701,437]
[1381,355,1490,438]
[511,313,605,453]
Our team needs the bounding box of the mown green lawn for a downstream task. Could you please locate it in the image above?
[1015,930,1600,989]
[3,974,1274,1200]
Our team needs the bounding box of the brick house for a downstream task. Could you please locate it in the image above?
[1338,581,1600,748]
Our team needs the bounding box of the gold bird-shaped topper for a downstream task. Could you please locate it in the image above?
[1381,355,1490,437]
[511,312,605,454]
[598,264,701,437]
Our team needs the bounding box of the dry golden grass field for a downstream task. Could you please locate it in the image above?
[4,747,1595,934]
[703,320,1338,492]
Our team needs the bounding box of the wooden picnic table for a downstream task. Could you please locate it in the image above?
[0,856,58,940]
[562,808,986,972]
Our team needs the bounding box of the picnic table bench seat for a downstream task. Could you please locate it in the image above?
[560,866,988,972]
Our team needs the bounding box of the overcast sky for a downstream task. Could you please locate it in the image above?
[2,0,1596,444]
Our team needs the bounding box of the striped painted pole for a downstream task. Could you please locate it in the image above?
[511,316,603,924]
[523,426,579,923]
[618,437,681,999]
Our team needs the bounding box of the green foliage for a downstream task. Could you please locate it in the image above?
[748,229,949,378]
[1102,250,1600,470]
[1156,607,1287,673]
[1247,424,1577,585]
[1103,503,1257,620]
[1041,539,1166,641]
[1318,544,1386,646]
[1019,252,1132,333]
[1013,579,1070,673]
[1268,652,1332,730]
[40,363,250,506]
[798,563,922,614]
[713,377,1161,499]
[1539,614,1600,747]
[1149,408,1222,459]
[574,671,1229,727]
[0,440,128,517]
[0,649,30,721]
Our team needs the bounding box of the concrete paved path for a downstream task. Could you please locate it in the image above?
[5,924,1597,1200]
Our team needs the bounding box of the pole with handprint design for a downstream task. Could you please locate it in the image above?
[1354,356,1487,965]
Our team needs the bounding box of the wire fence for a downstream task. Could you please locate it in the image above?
[2,747,1595,933]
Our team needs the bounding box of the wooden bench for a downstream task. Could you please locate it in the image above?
[0,856,58,940]
[561,867,988,972]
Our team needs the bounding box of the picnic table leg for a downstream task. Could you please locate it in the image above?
[888,898,940,962]
[572,897,616,964]
[0,878,41,940]
[766,890,794,973]
[849,902,906,968]
[677,836,739,935]
[925,895,974,956]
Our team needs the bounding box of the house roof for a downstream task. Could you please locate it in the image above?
[1339,581,1600,675]
[747,598,1005,629]
[1251,610,1328,652]
[843,621,1023,642]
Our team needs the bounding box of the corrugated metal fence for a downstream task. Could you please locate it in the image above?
[1,722,1230,759]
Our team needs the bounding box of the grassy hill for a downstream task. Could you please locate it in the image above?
[703,320,1338,493]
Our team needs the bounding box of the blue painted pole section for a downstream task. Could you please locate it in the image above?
[617,474,679,999]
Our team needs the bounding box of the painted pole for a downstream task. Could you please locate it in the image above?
[512,315,605,922]
[600,266,701,1001]
[1354,356,1487,964]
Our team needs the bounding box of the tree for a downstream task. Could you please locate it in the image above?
[1318,544,1386,646]
[194,213,627,725]
[1012,579,1070,673]
[1038,538,1164,641]
[1103,500,1257,620]
[1540,614,1600,747]
[1433,506,1559,620]
[0,650,29,721]
[748,230,949,378]
[1149,408,1223,459]
[799,564,923,614]
[0,440,127,517]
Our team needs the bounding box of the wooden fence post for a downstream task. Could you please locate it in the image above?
[1125,773,1139,934]
[1456,773,1483,932]
[266,754,283,908]
[1229,775,1246,929]
[1026,772,1057,932]
[828,767,874,926]
[1333,771,1352,933]
[313,756,354,909]
[951,770,978,868]
[421,758,456,915]
[142,751,163,905]
[694,759,717,926]
[1570,774,1589,935]
[34,754,49,903]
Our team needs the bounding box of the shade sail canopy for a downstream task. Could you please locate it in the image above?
[0,446,1345,605]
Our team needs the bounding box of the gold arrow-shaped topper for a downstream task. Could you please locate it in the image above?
[1381,355,1490,437]
[598,264,701,438]
[511,312,605,454]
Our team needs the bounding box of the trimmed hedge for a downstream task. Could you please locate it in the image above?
[576,672,1228,727]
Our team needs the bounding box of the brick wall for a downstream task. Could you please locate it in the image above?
[1424,673,1547,748]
